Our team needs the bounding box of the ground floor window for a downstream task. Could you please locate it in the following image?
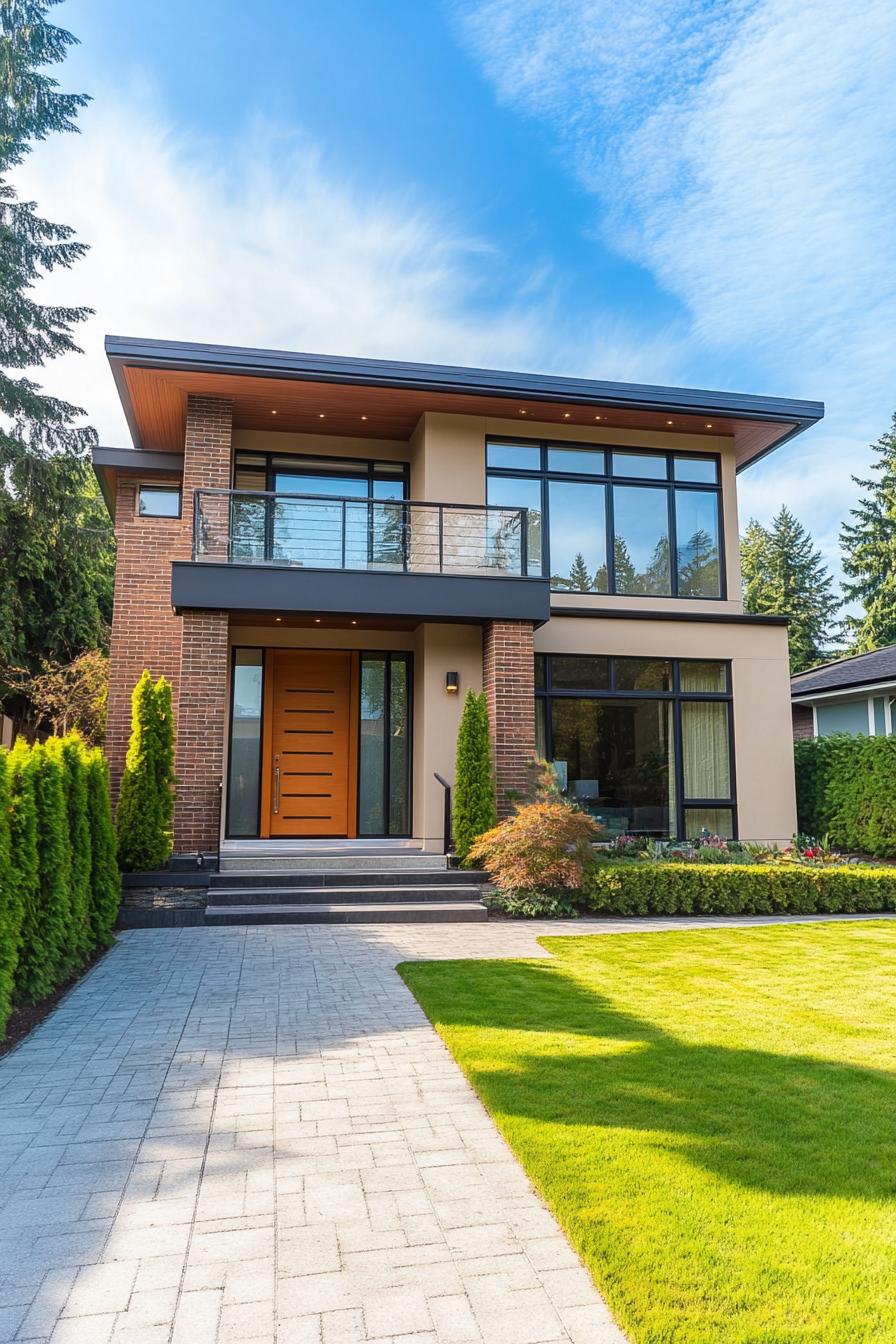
[227,648,264,836]
[358,653,412,837]
[535,654,735,839]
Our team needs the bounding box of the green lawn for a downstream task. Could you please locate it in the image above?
[399,922,896,1344]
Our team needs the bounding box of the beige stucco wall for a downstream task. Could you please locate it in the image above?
[537,616,797,845]
[232,428,410,466]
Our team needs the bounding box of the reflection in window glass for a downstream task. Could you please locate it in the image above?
[549,655,610,690]
[358,657,386,836]
[535,654,547,689]
[486,441,541,470]
[138,486,181,517]
[389,658,410,835]
[612,485,671,595]
[680,661,728,693]
[487,474,542,576]
[550,698,675,837]
[682,701,731,799]
[612,452,667,479]
[227,650,263,836]
[684,808,734,839]
[615,658,672,691]
[674,456,719,484]
[675,489,721,597]
[547,446,605,475]
[549,481,607,592]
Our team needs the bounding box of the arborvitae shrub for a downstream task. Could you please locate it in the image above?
[17,742,72,1000]
[8,740,39,1005]
[56,735,93,969]
[0,750,22,1041]
[452,690,498,863]
[116,670,176,871]
[85,748,120,947]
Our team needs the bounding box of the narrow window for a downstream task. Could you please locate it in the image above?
[138,485,181,518]
[226,650,263,837]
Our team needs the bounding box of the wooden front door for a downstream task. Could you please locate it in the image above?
[263,650,357,837]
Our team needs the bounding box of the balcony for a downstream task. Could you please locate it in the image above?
[171,489,550,623]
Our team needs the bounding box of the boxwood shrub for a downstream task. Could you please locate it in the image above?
[795,734,896,858]
[581,862,896,918]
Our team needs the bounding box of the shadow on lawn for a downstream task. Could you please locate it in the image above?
[400,957,896,1202]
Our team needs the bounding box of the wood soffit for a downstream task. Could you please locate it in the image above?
[120,364,803,471]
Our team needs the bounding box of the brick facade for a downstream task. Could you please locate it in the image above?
[792,703,815,740]
[106,396,233,854]
[482,619,536,816]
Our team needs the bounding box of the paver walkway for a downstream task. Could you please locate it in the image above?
[1,914,889,1344]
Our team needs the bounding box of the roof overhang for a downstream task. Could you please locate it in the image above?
[91,445,184,515]
[105,335,824,472]
[792,677,896,703]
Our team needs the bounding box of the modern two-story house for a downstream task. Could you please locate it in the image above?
[94,336,823,861]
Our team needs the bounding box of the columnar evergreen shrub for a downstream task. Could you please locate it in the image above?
[56,735,92,968]
[452,690,497,863]
[116,671,176,871]
[84,748,120,947]
[0,752,21,1041]
[18,742,72,1000]
[8,741,39,1005]
[795,734,896,858]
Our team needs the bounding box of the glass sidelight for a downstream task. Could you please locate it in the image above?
[358,653,412,836]
[226,649,264,836]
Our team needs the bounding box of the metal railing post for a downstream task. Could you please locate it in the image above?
[434,772,452,856]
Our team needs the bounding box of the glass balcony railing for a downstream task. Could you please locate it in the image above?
[191,489,533,578]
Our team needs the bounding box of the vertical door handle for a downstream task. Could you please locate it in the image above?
[273,758,280,814]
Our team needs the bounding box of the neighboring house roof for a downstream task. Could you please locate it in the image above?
[791,646,896,698]
[103,334,824,470]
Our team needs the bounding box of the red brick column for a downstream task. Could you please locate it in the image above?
[482,620,536,816]
[105,394,233,845]
[792,704,814,740]
[173,610,230,853]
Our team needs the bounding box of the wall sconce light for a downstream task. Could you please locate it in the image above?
[445,671,460,695]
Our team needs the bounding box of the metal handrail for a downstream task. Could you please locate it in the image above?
[433,772,452,856]
[192,488,533,578]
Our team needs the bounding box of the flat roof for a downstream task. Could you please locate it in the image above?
[106,334,824,470]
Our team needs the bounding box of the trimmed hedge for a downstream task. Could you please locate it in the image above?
[795,734,896,858]
[0,733,120,1032]
[582,862,896,918]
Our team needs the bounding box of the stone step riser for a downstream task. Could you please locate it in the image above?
[210,869,487,889]
[207,885,485,907]
[204,903,488,925]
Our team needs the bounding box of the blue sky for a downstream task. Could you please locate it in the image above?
[19,0,896,580]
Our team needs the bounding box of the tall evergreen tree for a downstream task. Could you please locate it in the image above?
[0,3,113,713]
[741,507,841,673]
[452,690,497,864]
[840,413,896,652]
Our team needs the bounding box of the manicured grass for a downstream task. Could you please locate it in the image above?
[399,922,896,1344]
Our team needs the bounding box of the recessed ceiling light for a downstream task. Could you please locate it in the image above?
[595,415,602,421]
[705,423,713,429]
[666,420,674,426]
[275,617,282,622]
[318,413,325,419]
[519,408,527,414]
[361,415,368,421]
[271,409,277,415]
[315,618,321,623]
[563,412,571,419]
[351,619,357,625]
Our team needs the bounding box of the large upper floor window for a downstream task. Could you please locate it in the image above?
[486,439,723,599]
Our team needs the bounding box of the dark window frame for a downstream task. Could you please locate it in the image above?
[357,651,414,839]
[233,449,410,498]
[535,653,737,839]
[137,482,182,519]
[225,646,266,839]
[486,437,725,600]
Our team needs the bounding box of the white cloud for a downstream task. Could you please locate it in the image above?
[455,0,896,576]
[12,94,679,447]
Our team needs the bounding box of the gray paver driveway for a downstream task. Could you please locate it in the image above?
[2,913,886,1343]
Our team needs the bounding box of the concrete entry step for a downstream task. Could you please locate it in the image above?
[204,901,489,924]
[219,853,450,873]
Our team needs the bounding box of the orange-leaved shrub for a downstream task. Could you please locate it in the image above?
[468,799,601,897]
